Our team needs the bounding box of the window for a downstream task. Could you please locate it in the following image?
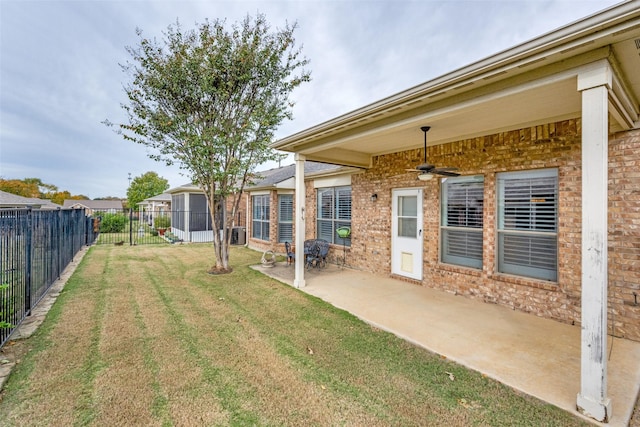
[172,194,185,231]
[278,194,293,243]
[398,196,417,238]
[189,194,212,231]
[441,176,484,269]
[317,186,351,245]
[497,169,558,281]
[252,194,270,241]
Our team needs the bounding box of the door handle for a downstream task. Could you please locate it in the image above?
[419,229,422,237]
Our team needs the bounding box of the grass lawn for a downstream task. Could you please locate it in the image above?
[95,219,168,245]
[0,244,589,426]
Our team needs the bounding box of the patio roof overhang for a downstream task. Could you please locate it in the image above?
[272,1,640,168]
[279,2,640,423]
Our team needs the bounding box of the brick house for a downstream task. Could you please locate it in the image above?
[62,199,123,215]
[272,3,640,422]
[138,192,171,226]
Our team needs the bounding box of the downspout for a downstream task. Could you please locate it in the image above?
[245,192,249,247]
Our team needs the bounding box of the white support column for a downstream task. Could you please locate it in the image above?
[184,193,191,242]
[294,154,306,288]
[576,60,612,423]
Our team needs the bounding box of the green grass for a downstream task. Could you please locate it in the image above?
[95,219,168,245]
[0,244,589,426]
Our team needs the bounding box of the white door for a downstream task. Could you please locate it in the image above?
[391,188,423,280]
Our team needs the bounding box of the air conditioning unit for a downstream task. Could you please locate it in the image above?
[230,227,246,245]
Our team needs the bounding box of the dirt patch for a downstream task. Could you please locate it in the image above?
[207,266,233,275]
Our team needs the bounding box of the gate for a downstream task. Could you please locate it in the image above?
[93,207,246,246]
[92,208,171,246]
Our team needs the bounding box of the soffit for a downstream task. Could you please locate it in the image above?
[273,3,640,168]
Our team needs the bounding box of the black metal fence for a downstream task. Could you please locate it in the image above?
[0,208,97,348]
[92,209,173,246]
[93,208,246,246]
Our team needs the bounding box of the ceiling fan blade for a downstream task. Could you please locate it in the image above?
[415,163,435,172]
[412,126,463,178]
[434,170,461,177]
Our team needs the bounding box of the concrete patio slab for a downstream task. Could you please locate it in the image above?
[253,262,640,426]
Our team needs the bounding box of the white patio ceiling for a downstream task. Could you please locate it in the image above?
[273,2,640,168]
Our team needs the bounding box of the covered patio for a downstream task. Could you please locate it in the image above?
[272,2,640,423]
[254,261,640,426]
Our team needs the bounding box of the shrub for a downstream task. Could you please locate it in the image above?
[1,283,13,329]
[99,213,127,233]
[154,216,171,229]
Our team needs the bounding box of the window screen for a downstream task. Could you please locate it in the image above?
[189,194,212,232]
[317,186,351,245]
[252,195,270,241]
[497,169,558,281]
[278,194,293,243]
[441,176,484,269]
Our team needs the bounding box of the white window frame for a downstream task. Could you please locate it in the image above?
[316,186,351,245]
[440,175,484,269]
[251,194,270,241]
[497,168,558,281]
[277,194,293,243]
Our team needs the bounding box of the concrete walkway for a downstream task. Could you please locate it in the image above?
[254,262,640,427]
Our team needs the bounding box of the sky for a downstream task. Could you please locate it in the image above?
[0,0,623,199]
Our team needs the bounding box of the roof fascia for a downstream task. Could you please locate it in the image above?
[295,49,611,156]
[243,166,361,192]
[273,1,640,151]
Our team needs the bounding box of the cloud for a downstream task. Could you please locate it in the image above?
[0,0,621,198]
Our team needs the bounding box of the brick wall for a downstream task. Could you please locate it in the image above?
[344,119,640,341]
[247,191,279,253]
[247,190,297,256]
[609,128,640,340]
[241,122,639,341]
[225,192,248,228]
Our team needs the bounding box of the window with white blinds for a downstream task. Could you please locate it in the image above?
[252,194,270,241]
[497,169,558,281]
[278,194,293,243]
[441,176,484,269]
[317,186,351,245]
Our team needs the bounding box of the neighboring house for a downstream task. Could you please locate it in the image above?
[246,161,357,255]
[272,3,640,422]
[0,190,60,210]
[138,192,172,226]
[62,199,123,215]
[166,183,247,243]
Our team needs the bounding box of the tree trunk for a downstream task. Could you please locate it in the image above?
[207,193,232,274]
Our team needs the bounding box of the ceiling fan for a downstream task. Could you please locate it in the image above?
[406,126,460,180]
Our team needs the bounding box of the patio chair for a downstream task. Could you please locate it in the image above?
[284,241,295,265]
[304,240,321,270]
[315,239,330,268]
